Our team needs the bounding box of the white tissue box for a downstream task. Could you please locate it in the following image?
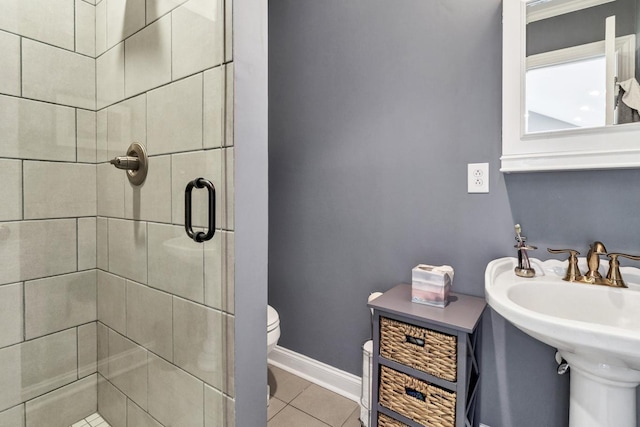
[411,264,454,308]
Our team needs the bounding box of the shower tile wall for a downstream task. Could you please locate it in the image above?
[0,0,235,426]
[94,0,235,427]
[0,0,99,425]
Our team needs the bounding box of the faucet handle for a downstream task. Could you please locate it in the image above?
[548,248,582,282]
[606,253,640,288]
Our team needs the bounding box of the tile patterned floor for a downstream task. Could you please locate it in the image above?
[70,413,111,427]
[268,365,362,427]
[70,367,360,427]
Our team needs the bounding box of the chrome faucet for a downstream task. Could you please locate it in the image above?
[548,242,640,288]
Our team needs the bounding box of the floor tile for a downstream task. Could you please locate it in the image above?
[268,397,287,421]
[290,384,359,427]
[341,407,362,427]
[268,365,312,403]
[267,405,330,427]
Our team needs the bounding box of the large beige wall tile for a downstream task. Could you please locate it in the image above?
[205,384,232,427]
[97,217,109,270]
[222,232,235,314]
[0,159,22,222]
[0,31,20,96]
[224,147,234,230]
[0,404,24,426]
[22,39,96,110]
[147,74,203,155]
[148,223,204,302]
[108,331,148,409]
[97,43,125,109]
[0,329,77,412]
[0,283,23,349]
[224,0,232,63]
[108,219,148,284]
[171,0,224,80]
[97,163,125,218]
[148,353,204,427]
[23,162,96,219]
[203,231,224,311]
[107,0,145,49]
[0,220,77,285]
[171,150,222,229]
[78,323,98,378]
[77,109,97,163]
[24,271,97,339]
[224,313,234,396]
[96,0,107,56]
[97,271,126,335]
[25,374,97,427]
[203,66,224,149]
[224,63,234,147]
[146,0,188,23]
[79,218,97,270]
[125,15,171,97]
[127,400,163,427]
[0,0,74,50]
[107,94,146,160]
[126,281,173,361]
[97,109,109,162]
[97,323,109,377]
[173,297,224,389]
[124,155,172,223]
[76,0,96,57]
[98,375,126,427]
[0,95,76,162]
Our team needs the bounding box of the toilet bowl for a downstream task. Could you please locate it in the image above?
[267,305,281,405]
[267,305,280,355]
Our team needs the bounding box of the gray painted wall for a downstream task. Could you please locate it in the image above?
[268,1,640,426]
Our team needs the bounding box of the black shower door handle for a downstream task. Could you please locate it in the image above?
[185,177,216,243]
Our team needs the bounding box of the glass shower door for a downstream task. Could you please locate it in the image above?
[0,0,234,426]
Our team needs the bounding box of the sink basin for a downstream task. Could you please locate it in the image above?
[486,257,640,427]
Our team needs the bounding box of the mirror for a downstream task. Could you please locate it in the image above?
[526,0,638,133]
[502,0,640,172]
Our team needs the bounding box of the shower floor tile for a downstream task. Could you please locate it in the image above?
[70,413,111,427]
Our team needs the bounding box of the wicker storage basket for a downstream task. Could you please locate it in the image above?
[379,365,456,427]
[378,412,409,427]
[380,317,457,381]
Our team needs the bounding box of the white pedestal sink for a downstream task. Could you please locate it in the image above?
[485,257,640,427]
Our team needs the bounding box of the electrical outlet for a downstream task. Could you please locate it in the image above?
[468,163,489,193]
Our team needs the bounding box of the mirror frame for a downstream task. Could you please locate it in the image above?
[502,0,640,172]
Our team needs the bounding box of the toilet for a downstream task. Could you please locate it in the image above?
[267,305,280,355]
[267,305,281,404]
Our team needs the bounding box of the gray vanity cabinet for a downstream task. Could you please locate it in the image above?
[368,284,486,427]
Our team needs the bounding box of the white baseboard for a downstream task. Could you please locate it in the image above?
[268,345,362,403]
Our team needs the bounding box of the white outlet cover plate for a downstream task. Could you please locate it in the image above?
[468,163,489,193]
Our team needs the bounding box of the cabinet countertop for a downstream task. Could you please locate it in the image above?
[367,284,486,333]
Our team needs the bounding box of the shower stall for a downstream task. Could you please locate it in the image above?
[0,0,267,425]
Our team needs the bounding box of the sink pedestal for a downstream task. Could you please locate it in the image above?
[561,351,640,427]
